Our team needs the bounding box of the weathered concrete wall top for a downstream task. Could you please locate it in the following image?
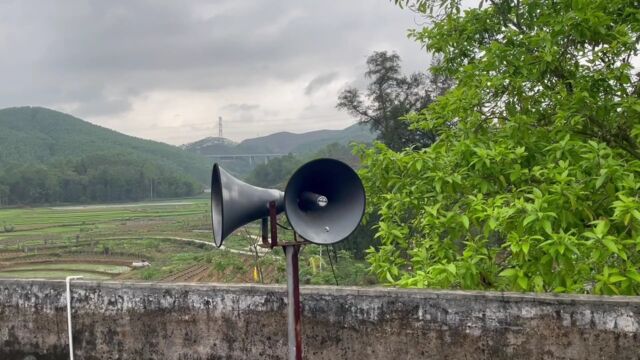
[0,279,639,359]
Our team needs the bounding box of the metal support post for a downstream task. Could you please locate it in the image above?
[261,217,269,246]
[285,245,302,360]
[269,201,278,248]
[66,276,83,360]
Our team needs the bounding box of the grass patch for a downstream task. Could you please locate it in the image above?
[5,263,130,274]
[0,270,112,280]
[0,197,376,285]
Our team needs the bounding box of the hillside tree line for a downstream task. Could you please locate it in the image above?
[0,153,201,206]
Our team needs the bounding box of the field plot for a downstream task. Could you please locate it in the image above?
[0,196,373,285]
[0,197,273,282]
[0,263,130,280]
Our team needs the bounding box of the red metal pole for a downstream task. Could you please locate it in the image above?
[269,201,278,248]
[261,217,269,246]
[285,244,302,360]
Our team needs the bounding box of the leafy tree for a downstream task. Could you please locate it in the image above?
[244,154,304,189]
[337,51,447,151]
[245,143,361,188]
[308,142,360,168]
[0,184,8,206]
[0,153,201,205]
[361,0,640,294]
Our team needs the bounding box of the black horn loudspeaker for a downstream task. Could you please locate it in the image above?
[211,163,284,247]
[284,158,365,245]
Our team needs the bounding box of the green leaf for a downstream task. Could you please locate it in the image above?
[594,221,610,237]
[608,275,626,284]
[499,268,518,277]
[626,271,640,283]
[385,271,395,283]
[517,276,528,289]
[602,238,619,254]
[446,263,457,275]
[532,188,543,198]
[523,214,537,227]
[460,214,470,230]
[533,276,544,292]
[595,174,607,189]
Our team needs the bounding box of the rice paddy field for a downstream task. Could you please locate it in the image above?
[0,196,373,285]
[0,196,279,282]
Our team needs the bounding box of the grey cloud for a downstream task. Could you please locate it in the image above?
[72,97,132,117]
[220,103,262,124]
[221,103,261,113]
[0,0,431,141]
[304,72,339,95]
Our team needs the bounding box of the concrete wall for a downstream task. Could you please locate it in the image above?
[0,279,639,360]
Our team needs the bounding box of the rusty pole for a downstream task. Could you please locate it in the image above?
[268,201,278,248]
[268,200,302,359]
[285,244,302,360]
[261,217,269,246]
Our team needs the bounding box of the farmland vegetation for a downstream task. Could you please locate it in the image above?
[0,198,373,285]
[0,105,375,285]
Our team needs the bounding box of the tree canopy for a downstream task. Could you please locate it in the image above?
[337,51,450,151]
[0,153,201,205]
[360,0,640,294]
[245,143,360,189]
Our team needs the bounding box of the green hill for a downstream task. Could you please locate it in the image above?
[179,137,238,156]
[0,107,214,205]
[0,107,210,184]
[182,123,375,156]
[234,123,375,155]
[180,122,375,178]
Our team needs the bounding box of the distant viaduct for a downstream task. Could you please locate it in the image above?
[203,153,288,166]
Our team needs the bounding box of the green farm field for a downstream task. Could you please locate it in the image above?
[0,196,373,285]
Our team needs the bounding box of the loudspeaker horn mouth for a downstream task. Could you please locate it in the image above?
[211,163,284,247]
[284,158,365,245]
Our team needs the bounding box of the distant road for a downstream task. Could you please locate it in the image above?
[96,235,259,256]
[204,153,288,166]
[203,153,287,158]
[50,201,195,210]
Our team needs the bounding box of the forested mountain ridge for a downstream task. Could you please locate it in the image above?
[0,107,211,205]
[0,107,373,205]
[0,107,210,183]
[179,137,237,156]
[182,123,375,156]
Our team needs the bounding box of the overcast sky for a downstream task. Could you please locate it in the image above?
[0,0,431,145]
